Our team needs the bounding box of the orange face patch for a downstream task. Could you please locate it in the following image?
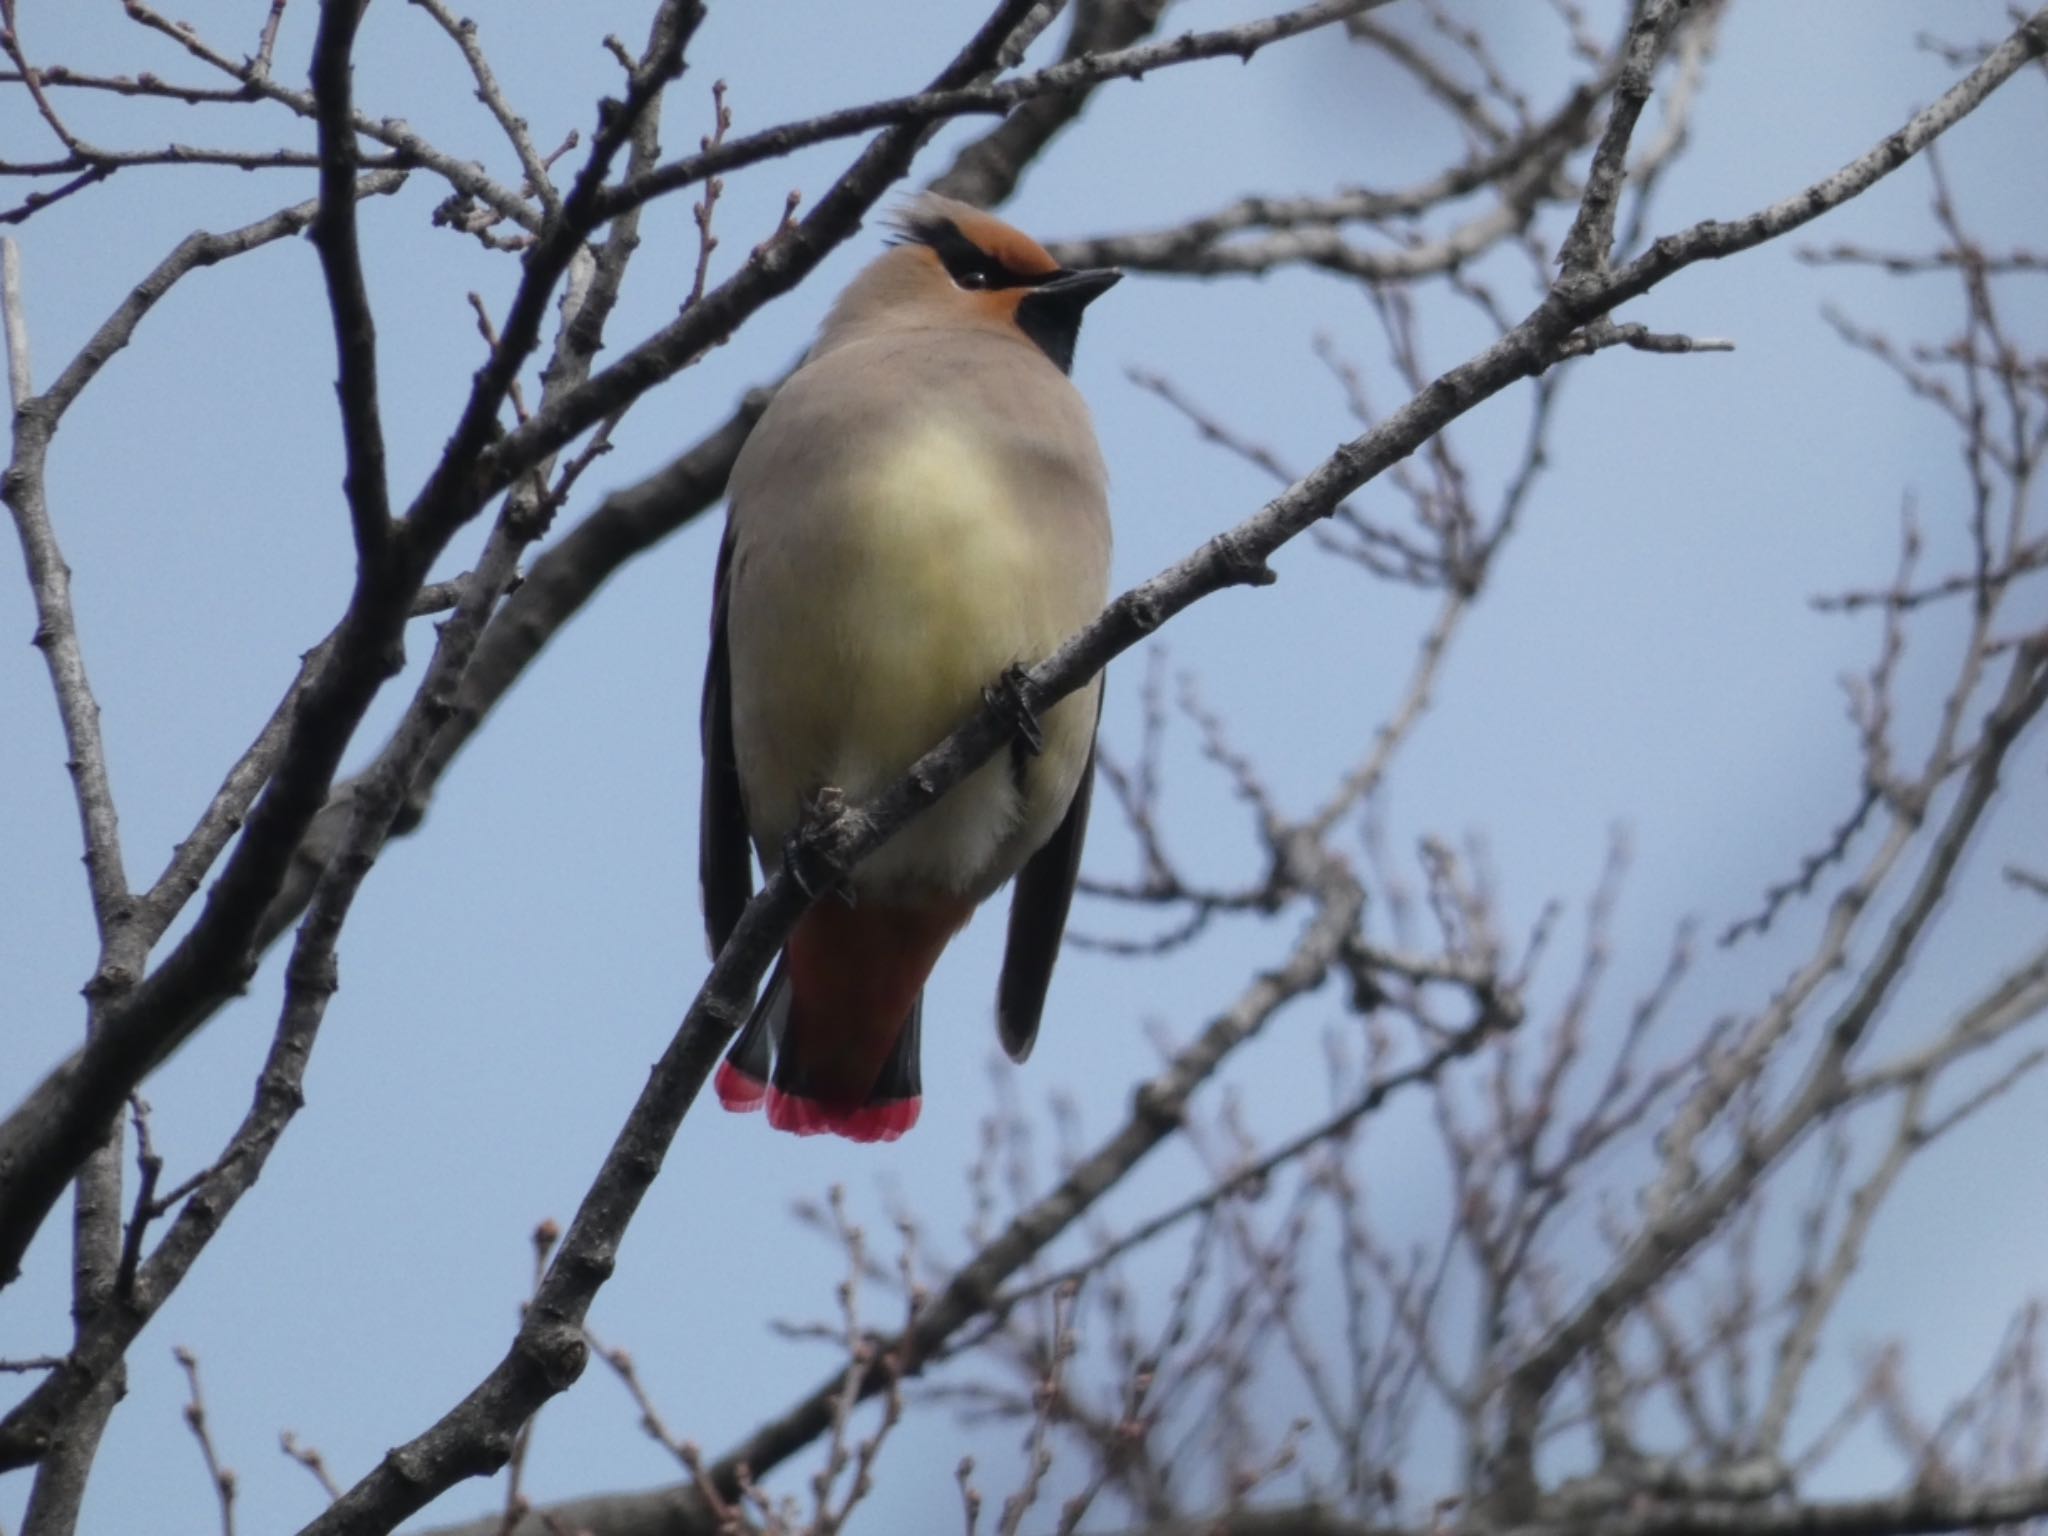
[942,205,1059,279]
[891,193,1063,290]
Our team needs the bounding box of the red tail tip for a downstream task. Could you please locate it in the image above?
[765,1089,920,1144]
[715,1059,768,1113]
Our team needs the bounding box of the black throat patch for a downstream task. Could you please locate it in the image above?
[1013,289,1088,375]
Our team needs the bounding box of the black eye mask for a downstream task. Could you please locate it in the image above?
[904,217,1050,292]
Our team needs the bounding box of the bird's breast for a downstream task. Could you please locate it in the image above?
[727,409,1106,893]
[838,417,1043,670]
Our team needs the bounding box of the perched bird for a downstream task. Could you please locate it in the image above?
[700,193,1120,1143]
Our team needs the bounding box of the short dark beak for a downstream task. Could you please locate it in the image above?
[1036,267,1122,308]
[1015,267,1122,374]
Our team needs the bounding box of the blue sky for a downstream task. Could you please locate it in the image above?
[3,1,2044,1531]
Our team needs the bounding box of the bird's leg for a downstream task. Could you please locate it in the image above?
[985,663,1045,757]
[786,785,859,903]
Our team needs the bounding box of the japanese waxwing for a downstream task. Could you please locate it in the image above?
[700,192,1121,1143]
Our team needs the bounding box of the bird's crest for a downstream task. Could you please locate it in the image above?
[889,193,1061,290]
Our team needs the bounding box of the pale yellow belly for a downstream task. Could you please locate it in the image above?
[727,419,1102,900]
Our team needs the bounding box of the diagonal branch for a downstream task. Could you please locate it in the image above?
[0,0,1190,1299]
[3,8,2041,1500]
[408,14,2048,1527]
[0,0,710,1301]
[243,0,1179,1021]
[1492,636,2048,1514]
[410,0,564,219]
[1078,1472,2048,1535]
[283,9,1077,1536]
[958,992,1510,1339]
[929,0,1172,206]
[397,163,1683,1536]
[420,833,1366,1536]
[1593,7,2048,313]
[597,0,1401,222]
[0,0,692,1466]
[117,0,541,232]
[0,170,407,1299]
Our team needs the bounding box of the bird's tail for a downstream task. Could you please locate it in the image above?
[713,897,969,1143]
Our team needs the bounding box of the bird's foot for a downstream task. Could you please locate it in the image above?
[985,664,1045,757]
[786,785,857,901]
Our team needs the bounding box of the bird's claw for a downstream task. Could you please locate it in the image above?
[786,786,856,902]
[986,664,1045,757]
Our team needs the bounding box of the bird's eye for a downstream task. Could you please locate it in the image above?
[955,269,990,290]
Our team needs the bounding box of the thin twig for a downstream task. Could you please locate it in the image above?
[683,80,730,312]
[280,1432,342,1504]
[174,1346,237,1536]
[600,0,1405,221]
[411,0,563,218]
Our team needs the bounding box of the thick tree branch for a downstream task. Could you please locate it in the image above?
[16,1372,122,1536]
[253,396,767,953]
[929,0,1172,206]
[308,0,394,566]
[0,0,691,1469]
[400,17,2048,1529]
[18,1112,124,1536]
[423,834,1365,1536]
[0,0,709,1300]
[0,169,408,1297]
[246,0,1181,1007]
[2,8,2040,1524]
[1113,1473,2048,1536]
[0,0,1196,1296]
[287,7,1081,1531]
